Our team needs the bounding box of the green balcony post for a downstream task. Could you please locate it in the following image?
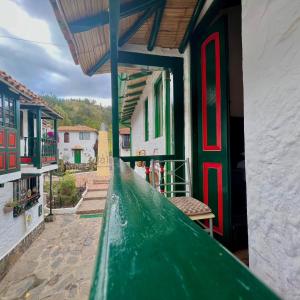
[109,0,120,158]
[54,118,58,162]
[35,108,42,169]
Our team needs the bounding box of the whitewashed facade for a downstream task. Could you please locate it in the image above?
[58,126,98,164]
[0,71,60,279]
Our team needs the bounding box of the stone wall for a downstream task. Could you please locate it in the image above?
[242,1,300,298]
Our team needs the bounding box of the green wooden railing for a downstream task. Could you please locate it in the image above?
[89,159,279,300]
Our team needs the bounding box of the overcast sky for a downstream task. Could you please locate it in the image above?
[0,0,111,105]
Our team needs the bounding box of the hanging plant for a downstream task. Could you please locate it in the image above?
[3,200,18,214]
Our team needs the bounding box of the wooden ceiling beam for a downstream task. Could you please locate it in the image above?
[87,7,156,76]
[68,0,161,33]
[147,1,166,51]
[178,0,206,54]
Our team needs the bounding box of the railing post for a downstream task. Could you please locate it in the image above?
[24,137,27,157]
[35,108,42,169]
[49,170,53,216]
[54,118,58,162]
[145,160,150,183]
[130,160,135,169]
[109,0,120,158]
[159,161,165,194]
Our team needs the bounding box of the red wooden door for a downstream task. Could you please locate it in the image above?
[197,18,231,244]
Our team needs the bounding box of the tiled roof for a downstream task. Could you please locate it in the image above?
[0,70,62,118]
[58,125,98,132]
[119,128,130,135]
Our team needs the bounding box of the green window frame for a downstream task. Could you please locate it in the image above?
[154,76,163,138]
[0,92,17,128]
[144,98,149,141]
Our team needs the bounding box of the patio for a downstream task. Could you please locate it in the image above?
[0,214,102,300]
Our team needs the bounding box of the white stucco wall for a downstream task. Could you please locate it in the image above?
[242,1,300,299]
[131,71,167,156]
[58,131,97,163]
[0,175,44,260]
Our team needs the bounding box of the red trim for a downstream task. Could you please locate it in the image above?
[8,152,17,169]
[8,131,16,148]
[145,166,150,175]
[0,129,5,148]
[21,157,32,164]
[0,153,5,171]
[203,162,223,235]
[201,32,222,151]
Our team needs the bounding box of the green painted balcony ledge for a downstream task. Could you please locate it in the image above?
[90,159,279,300]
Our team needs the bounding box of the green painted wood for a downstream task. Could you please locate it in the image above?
[197,18,231,245]
[154,76,163,138]
[147,1,166,51]
[127,71,152,80]
[127,81,146,89]
[35,108,42,169]
[126,91,143,97]
[74,149,81,164]
[68,0,162,33]
[53,118,58,162]
[28,111,35,159]
[109,0,120,158]
[178,0,206,53]
[15,98,20,171]
[144,98,149,141]
[89,159,280,300]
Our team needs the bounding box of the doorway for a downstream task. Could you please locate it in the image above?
[191,2,247,250]
[74,149,81,164]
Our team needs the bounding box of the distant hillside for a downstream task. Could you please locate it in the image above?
[42,95,112,130]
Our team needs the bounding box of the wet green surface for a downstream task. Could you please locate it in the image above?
[89,159,280,300]
[80,214,103,219]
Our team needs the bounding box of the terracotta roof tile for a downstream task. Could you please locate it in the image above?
[58,125,98,132]
[0,70,62,118]
[119,128,130,135]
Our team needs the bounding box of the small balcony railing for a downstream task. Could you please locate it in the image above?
[21,136,57,168]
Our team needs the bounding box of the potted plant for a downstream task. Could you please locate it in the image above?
[3,200,18,214]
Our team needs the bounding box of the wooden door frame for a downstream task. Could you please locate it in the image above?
[190,9,232,245]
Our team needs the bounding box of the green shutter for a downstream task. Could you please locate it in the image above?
[144,98,149,141]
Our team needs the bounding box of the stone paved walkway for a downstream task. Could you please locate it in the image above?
[76,173,109,215]
[0,214,102,300]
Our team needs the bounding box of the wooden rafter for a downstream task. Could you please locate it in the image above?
[147,0,166,51]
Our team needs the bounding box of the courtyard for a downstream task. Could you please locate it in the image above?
[0,214,102,300]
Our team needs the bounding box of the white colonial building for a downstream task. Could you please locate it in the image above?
[0,70,61,280]
[58,125,98,164]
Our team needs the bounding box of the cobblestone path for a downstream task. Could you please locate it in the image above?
[0,214,102,300]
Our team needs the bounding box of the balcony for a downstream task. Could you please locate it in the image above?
[21,136,57,168]
[20,106,60,172]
